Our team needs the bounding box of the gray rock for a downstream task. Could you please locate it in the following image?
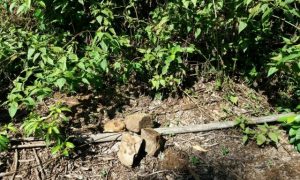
[103,119,126,132]
[141,128,162,156]
[117,133,143,167]
[125,113,153,133]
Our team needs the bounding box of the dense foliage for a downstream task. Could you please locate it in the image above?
[0,0,299,154]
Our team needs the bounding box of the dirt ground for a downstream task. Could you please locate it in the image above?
[1,80,300,180]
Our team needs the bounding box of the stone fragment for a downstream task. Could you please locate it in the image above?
[103,119,126,132]
[141,128,162,156]
[117,133,143,167]
[125,113,153,133]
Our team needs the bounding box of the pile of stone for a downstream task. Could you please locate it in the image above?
[103,113,164,167]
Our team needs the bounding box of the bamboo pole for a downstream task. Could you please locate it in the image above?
[10,113,294,149]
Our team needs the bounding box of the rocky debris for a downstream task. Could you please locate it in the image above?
[124,113,153,133]
[117,133,143,167]
[103,119,126,132]
[160,148,188,171]
[141,128,162,156]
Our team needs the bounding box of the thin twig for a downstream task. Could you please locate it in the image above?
[212,0,217,18]
[62,30,95,49]
[33,149,46,180]
[272,15,300,31]
[137,170,170,177]
[11,142,50,149]
[0,156,59,178]
[33,166,41,180]
[9,149,18,180]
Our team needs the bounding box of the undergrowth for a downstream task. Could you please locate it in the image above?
[0,0,299,155]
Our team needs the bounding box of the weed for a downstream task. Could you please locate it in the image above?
[235,117,280,146]
[100,169,108,178]
[221,146,230,156]
[22,102,74,156]
[278,114,300,152]
[189,156,201,166]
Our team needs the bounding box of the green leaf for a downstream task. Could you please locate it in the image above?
[52,127,60,134]
[289,137,296,144]
[289,128,297,136]
[257,125,268,134]
[245,0,252,6]
[160,79,166,87]
[182,0,189,8]
[229,96,238,105]
[267,67,278,77]
[162,65,169,75]
[151,80,160,90]
[51,145,61,155]
[68,54,78,62]
[38,1,46,8]
[7,123,17,133]
[185,46,195,53]
[244,127,251,134]
[100,59,108,71]
[113,62,121,70]
[287,116,296,124]
[294,115,300,123]
[65,142,75,149]
[242,135,248,144]
[191,0,197,7]
[195,28,201,38]
[23,97,36,106]
[77,62,86,70]
[268,132,279,144]
[9,2,16,13]
[55,78,66,90]
[33,53,40,62]
[27,48,35,60]
[296,129,300,140]
[238,21,247,33]
[100,41,108,51]
[297,143,300,152]
[256,134,267,145]
[78,0,84,5]
[82,78,90,85]
[51,47,63,53]
[0,135,9,151]
[60,107,71,112]
[282,53,300,62]
[9,102,18,118]
[62,149,69,156]
[17,5,26,14]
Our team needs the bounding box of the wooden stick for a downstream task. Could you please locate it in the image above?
[9,149,18,180]
[33,149,46,180]
[10,113,294,149]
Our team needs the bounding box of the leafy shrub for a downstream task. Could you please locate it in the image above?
[0,0,299,154]
[279,113,300,152]
[235,117,280,146]
[0,123,16,151]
